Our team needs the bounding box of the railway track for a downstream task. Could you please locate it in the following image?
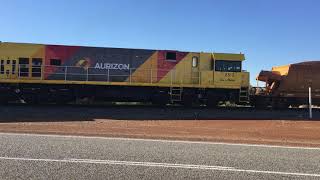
[0,103,318,122]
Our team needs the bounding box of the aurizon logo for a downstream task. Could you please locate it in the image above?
[94,63,130,70]
[76,57,91,70]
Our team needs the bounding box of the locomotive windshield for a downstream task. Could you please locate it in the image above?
[215,60,241,72]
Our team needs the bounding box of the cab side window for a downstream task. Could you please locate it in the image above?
[12,60,17,74]
[32,58,42,77]
[215,60,241,72]
[19,58,30,77]
[0,60,4,74]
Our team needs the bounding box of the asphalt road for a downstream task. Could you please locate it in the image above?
[0,133,319,180]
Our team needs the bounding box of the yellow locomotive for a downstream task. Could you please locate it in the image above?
[0,42,249,106]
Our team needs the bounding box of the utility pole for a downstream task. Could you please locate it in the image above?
[309,87,312,119]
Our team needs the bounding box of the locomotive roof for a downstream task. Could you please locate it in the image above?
[0,41,244,56]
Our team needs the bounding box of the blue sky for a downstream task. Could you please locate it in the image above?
[1,0,320,84]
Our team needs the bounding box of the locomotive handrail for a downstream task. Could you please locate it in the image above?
[6,64,203,86]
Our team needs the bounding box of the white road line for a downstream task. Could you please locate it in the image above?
[0,156,319,177]
[0,132,319,150]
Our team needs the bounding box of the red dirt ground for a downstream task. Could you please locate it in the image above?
[1,119,320,147]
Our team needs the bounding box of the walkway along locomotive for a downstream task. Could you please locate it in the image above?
[0,42,250,106]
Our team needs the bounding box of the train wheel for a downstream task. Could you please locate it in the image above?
[182,94,194,107]
[24,95,39,105]
[55,98,69,105]
[151,92,169,107]
[206,99,219,108]
[55,95,75,105]
[152,97,168,107]
[0,98,8,105]
[254,101,268,109]
[76,96,94,105]
[271,98,288,110]
[252,96,269,109]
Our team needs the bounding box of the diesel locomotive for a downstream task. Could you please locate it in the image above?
[0,42,250,106]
